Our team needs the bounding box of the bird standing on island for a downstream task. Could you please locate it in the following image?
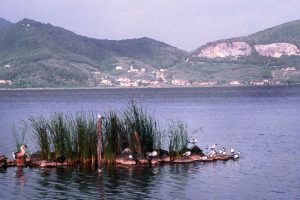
[146,150,158,166]
[208,149,217,158]
[234,151,241,159]
[208,144,217,150]
[122,148,132,154]
[12,144,28,159]
[146,150,158,158]
[182,151,191,157]
[188,138,198,145]
[56,154,66,163]
[221,147,226,155]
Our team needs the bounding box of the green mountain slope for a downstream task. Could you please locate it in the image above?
[248,19,300,46]
[177,19,300,85]
[0,18,186,88]
[0,17,299,88]
[0,18,12,30]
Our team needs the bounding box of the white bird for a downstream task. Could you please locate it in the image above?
[122,148,132,154]
[146,150,158,157]
[208,149,216,157]
[234,151,240,159]
[182,151,191,157]
[128,154,133,159]
[221,147,226,155]
[12,144,27,159]
[230,147,235,154]
[201,156,208,160]
[208,144,217,150]
[188,138,198,145]
[219,149,223,154]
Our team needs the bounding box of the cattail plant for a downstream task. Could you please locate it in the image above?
[168,120,188,159]
[28,116,51,160]
[72,113,97,165]
[48,113,73,162]
[12,124,27,151]
[102,110,127,162]
[123,101,160,155]
[17,101,195,166]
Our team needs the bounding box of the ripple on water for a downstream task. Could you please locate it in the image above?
[0,87,300,199]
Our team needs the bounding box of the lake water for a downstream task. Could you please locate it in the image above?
[0,86,300,199]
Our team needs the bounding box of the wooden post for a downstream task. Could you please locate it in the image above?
[97,113,102,173]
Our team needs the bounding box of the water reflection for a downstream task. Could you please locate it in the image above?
[103,165,158,199]
[15,167,26,188]
[0,86,299,199]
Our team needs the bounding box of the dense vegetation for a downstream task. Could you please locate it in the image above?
[0,18,186,87]
[185,19,300,84]
[0,17,300,87]
[13,102,191,166]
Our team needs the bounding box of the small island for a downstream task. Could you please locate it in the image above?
[0,101,240,170]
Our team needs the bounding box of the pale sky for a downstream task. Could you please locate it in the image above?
[1,0,300,51]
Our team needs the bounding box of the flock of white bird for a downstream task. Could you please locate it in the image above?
[206,143,240,159]
[182,138,241,159]
[122,137,241,161]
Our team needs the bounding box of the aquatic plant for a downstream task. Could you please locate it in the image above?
[102,110,126,162]
[48,113,73,162]
[17,101,195,166]
[168,120,188,159]
[11,124,27,151]
[123,101,160,155]
[28,116,51,160]
[72,113,97,165]
[85,114,98,165]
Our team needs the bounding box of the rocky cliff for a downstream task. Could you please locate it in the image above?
[197,42,251,58]
[196,42,300,59]
[254,43,300,57]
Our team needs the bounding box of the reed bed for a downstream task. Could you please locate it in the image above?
[122,101,161,155]
[102,110,127,162]
[168,120,188,159]
[18,101,191,166]
[12,125,27,151]
[72,113,97,165]
[48,113,72,162]
[29,116,51,160]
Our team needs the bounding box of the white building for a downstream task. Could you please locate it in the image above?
[116,66,123,70]
[229,80,240,85]
[0,80,12,85]
[128,66,139,73]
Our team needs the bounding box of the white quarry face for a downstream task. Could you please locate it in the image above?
[197,42,300,58]
[197,42,252,58]
[254,43,300,57]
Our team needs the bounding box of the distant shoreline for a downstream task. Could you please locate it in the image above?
[0,84,299,91]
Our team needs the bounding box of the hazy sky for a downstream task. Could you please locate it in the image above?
[1,0,300,51]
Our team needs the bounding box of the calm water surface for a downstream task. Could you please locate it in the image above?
[0,86,300,199]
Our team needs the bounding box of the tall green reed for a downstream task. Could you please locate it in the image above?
[12,124,27,151]
[102,110,126,161]
[123,101,160,155]
[28,116,51,160]
[168,120,188,159]
[72,113,97,164]
[20,101,192,165]
[48,113,73,161]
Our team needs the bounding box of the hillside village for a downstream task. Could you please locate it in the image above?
[86,64,298,88]
[0,18,300,88]
[0,58,299,88]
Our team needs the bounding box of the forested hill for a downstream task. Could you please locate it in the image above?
[0,18,186,87]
